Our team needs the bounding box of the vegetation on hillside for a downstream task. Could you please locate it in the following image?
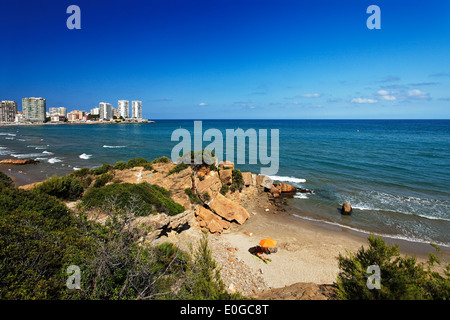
[336,235,450,300]
[0,170,240,300]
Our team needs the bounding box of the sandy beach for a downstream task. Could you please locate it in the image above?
[210,198,450,291]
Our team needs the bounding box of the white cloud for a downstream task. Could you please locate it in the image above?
[407,89,430,99]
[351,98,378,104]
[198,102,208,106]
[299,93,321,98]
[377,90,397,101]
[381,95,397,101]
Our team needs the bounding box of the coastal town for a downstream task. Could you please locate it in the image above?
[0,98,150,125]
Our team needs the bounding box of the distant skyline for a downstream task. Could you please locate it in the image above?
[1,0,449,119]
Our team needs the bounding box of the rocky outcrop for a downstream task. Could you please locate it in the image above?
[196,171,222,202]
[195,206,231,234]
[218,169,232,185]
[0,159,39,165]
[254,282,337,300]
[257,175,273,189]
[137,209,193,238]
[242,172,252,186]
[341,202,352,215]
[218,160,234,170]
[208,193,250,224]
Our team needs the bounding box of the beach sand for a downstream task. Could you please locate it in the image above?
[214,202,450,289]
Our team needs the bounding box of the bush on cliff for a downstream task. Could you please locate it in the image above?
[336,235,450,300]
[0,186,93,299]
[0,171,14,189]
[33,175,84,201]
[81,182,185,216]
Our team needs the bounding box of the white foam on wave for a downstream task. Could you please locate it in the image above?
[268,175,306,184]
[0,133,16,136]
[11,153,45,158]
[103,145,126,148]
[42,150,54,155]
[79,153,92,159]
[294,193,309,199]
[73,167,81,171]
[27,145,47,150]
[48,157,62,164]
[5,137,14,140]
[339,190,450,222]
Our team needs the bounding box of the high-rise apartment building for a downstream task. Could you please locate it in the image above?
[99,102,113,120]
[118,100,129,119]
[22,97,46,122]
[90,107,100,115]
[49,107,67,117]
[131,101,142,119]
[0,100,18,123]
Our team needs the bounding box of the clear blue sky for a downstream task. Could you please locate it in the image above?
[1,0,449,119]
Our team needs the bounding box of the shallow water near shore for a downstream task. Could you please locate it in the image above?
[1,120,449,246]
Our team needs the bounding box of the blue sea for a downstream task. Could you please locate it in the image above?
[1,120,449,246]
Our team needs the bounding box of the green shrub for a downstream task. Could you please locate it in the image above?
[220,184,229,195]
[202,192,211,202]
[180,233,243,300]
[167,163,189,176]
[230,170,244,193]
[91,163,113,175]
[82,182,185,216]
[336,235,450,300]
[93,173,114,188]
[34,175,84,201]
[176,150,217,171]
[0,171,14,189]
[185,188,202,204]
[151,156,171,164]
[70,167,90,177]
[113,161,127,170]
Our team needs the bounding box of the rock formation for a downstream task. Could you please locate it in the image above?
[341,202,352,215]
[208,193,250,225]
[0,159,39,165]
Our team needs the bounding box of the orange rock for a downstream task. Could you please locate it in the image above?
[208,193,250,224]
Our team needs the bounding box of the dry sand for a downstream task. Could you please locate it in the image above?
[216,205,450,289]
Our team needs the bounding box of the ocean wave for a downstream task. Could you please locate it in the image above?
[294,193,309,199]
[292,214,450,248]
[73,167,81,171]
[103,145,126,148]
[48,157,62,164]
[0,133,16,136]
[27,145,47,150]
[268,175,306,184]
[11,153,46,158]
[79,153,92,159]
[5,137,14,140]
[338,191,450,222]
[42,150,54,155]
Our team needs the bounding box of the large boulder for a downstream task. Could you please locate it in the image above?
[219,169,233,185]
[277,182,296,194]
[241,172,252,186]
[137,209,193,237]
[218,161,234,170]
[195,206,230,234]
[208,193,250,224]
[258,175,273,189]
[341,202,352,215]
[196,171,222,201]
